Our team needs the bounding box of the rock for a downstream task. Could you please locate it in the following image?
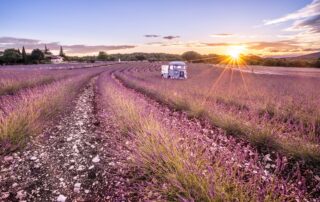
[4,156,14,162]
[84,190,90,194]
[1,192,10,199]
[34,164,41,168]
[77,165,85,171]
[92,155,100,163]
[57,194,67,202]
[263,154,272,162]
[265,164,271,169]
[74,183,81,193]
[30,156,37,161]
[12,182,18,188]
[16,190,26,200]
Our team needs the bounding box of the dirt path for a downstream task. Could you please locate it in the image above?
[0,77,140,201]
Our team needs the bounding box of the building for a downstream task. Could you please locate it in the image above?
[50,55,64,64]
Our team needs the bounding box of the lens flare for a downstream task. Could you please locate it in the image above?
[227,45,246,60]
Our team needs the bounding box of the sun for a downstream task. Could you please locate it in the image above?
[227,45,245,59]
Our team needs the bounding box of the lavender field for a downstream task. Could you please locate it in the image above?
[0,62,320,201]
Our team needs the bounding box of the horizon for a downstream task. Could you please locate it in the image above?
[0,0,319,57]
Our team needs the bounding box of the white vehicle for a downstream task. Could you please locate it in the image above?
[161,61,187,79]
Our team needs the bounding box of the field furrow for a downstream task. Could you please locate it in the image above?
[0,62,319,201]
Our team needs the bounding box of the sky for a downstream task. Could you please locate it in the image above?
[0,0,319,56]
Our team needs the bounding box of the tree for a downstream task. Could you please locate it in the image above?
[181,51,202,62]
[97,51,109,61]
[135,54,146,61]
[2,49,21,64]
[44,45,52,55]
[22,46,28,64]
[315,58,320,68]
[59,46,65,57]
[31,49,44,64]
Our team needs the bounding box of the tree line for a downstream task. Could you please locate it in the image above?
[1,48,319,68]
[0,46,66,65]
[180,51,320,68]
[64,52,182,63]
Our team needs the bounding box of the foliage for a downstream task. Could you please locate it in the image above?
[315,58,320,68]
[97,51,109,61]
[44,45,52,55]
[98,70,308,201]
[21,46,28,64]
[2,49,21,64]
[31,49,45,64]
[182,51,203,62]
[0,67,106,153]
[59,46,65,57]
[116,63,320,166]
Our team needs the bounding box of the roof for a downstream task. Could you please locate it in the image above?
[169,61,186,66]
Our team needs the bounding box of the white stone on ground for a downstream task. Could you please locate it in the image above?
[92,155,100,163]
[57,194,67,202]
[74,183,81,193]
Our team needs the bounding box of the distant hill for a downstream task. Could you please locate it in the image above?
[289,52,320,60]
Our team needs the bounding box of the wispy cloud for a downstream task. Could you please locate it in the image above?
[144,34,161,38]
[210,33,234,38]
[0,37,135,54]
[205,42,242,47]
[204,40,309,53]
[264,0,320,25]
[262,0,320,54]
[248,40,299,51]
[163,35,180,40]
[0,37,41,45]
[292,14,320,33]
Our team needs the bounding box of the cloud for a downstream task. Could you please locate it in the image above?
[0,36,135,54]
[210,33,234,38]
[0,37,40,45]
[302,47,320,51]
[63,45,135,54]
[292,14,320,33]
[248,40,300,50]
[205,42,240,46]
[262,1,320,52]
[146,42,164,45]
[203,40,313,53]
[144,34,161,38]
[264,0,320,25]
[163,35,180,40]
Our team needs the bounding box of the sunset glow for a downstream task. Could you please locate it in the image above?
[0,0,319,57]
[227,45,246,59]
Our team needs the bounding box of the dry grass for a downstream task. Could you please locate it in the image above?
[0,77,55,96]
[0,70,103,153]
[115,71,320,165]
[99,73,299,201]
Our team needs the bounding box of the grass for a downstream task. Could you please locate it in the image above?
[99,72,302,201]
[115,72,320,165]
[0,69,105,154]
[0,77,56,96]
